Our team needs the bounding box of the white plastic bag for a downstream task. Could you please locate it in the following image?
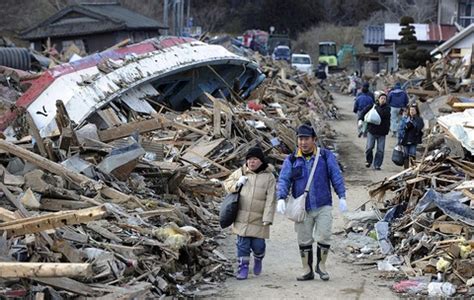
[285,192,307,223]
[364,105,381,125]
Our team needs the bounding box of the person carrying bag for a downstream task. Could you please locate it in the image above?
[285,147,320,222]
[276,124,346,282]
[223,147,276,280]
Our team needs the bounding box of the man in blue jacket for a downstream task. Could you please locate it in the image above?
[353,83,375,137]
[276,124,347,281]
[388,82,409,137]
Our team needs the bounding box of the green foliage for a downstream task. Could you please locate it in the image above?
[397,15,430,69]
[400,16,415,26]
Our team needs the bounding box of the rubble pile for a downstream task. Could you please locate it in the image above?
[336,49,474,297]
[0,38,338,298]
[365,148,474,297]
[328,53,473,100]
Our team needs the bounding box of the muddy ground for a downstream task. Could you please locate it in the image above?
[217,92,403,299]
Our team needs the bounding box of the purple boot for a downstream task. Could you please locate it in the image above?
[253,255,263,275]
[236,257,250,280]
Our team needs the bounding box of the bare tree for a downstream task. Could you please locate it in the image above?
[374,0,437,23]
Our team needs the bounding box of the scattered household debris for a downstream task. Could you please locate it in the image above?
[0,37,338,297]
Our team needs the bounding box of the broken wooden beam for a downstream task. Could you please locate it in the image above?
[0,207,16,222]
[0,262,92,278]
[0,205,107,237]
[406,88,439,97]
[98,117,163,142]
[451,102,474,110]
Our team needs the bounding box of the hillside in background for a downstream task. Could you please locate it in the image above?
[1,0,438,46]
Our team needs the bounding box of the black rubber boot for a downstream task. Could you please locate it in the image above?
[315,243,330,281]
[296,245,314,281]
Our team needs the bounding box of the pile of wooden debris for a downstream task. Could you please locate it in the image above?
[342,147,473,297]
[0,42,338,298]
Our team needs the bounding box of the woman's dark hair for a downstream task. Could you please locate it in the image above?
[408,103,420,115]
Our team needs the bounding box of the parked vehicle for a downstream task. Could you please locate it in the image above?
[267,33,291,55]
[242,29,268,55]
[272,45,291,62]
[318,41,338,67]
[291,54,313,75]
[318,41,357,69]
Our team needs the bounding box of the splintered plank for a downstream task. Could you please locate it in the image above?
[406,88,439,97]
[452,103,474,110]
[0,207,16,222]
[33,277,96,296]
[98,117,163,142]
[0,206,107,237]
[0,263,91,278]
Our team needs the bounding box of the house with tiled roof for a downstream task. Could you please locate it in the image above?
[362,23,458,74]
[21,3,167,53]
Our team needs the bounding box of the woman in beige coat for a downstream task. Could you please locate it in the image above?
[224,146,276,280]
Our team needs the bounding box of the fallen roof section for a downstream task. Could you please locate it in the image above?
[2,37,263,138]
[437,108,474,154]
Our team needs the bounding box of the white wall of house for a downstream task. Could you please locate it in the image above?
[451,31,474,48]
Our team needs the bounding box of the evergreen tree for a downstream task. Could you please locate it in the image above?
[398,16,431,69]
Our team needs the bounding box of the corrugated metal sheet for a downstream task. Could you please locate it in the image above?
[385,23,430,41]
[385,23,458,42]
[428,24,458,41]
[363,26,385,46]
[0,47,30,70]
[120,84,158,114]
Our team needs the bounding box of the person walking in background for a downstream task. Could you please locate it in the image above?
[223,147,276,280]
[388,82,409,137]
[276,124,346,282]
[356,82,374,102]
[316,60,328,82]
[353,83,374,138]
[398,103,424,168]
[359,92,391,170]
[348,71,361,96]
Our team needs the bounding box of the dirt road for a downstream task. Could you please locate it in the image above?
[219,92,402,299]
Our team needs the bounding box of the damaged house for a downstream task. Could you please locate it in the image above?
[20,2,167,53]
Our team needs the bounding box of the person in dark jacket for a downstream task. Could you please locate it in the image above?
[353,83,374,137]
[316,61,328,82]
[359,92,391,170]
[356,82,375,102]
[388,82,409,137]
[398,103,424,168]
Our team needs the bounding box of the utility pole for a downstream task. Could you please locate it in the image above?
[187,0,191,25]
[180,0,185,36]
[163,0,169,35]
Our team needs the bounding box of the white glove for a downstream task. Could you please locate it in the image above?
[339,198,348,213]
[358,120,363,127]
[236,176,248,187]
[277,199,286,214]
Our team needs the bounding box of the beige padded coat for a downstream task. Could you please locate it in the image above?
[223,164,276,239]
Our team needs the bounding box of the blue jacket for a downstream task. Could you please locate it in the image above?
[353,93,374,114]
[388,89,409,108]
[277,148,346,211]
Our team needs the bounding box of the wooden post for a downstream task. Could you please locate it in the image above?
[0,262,92,278]
[213,100,221,137]
[26,112,48,158]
